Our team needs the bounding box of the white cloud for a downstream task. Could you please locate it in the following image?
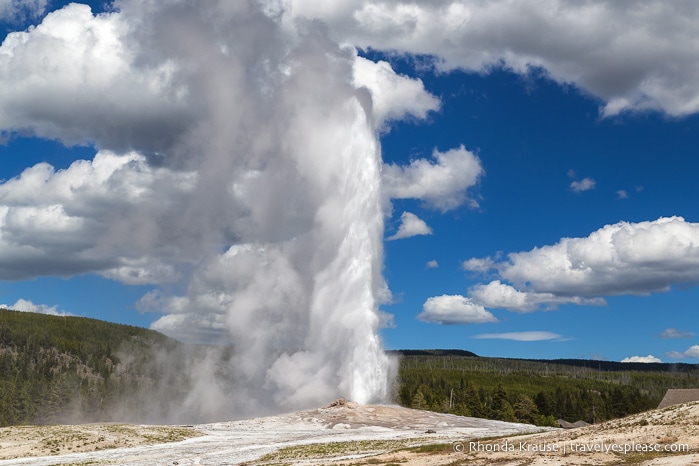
[426,259,439,268]
[417,294,498,325]
[617,189,629,199]
[505,216,699,295]
[463,217,699,312]
[462,256,496,273]
[0,151,196,282]
[470,280,542,312]
[0,0,46,21]
[387,211,432,240]
[0,3,190,152]
[474,331,563,342]
[383,145,484,212]
[352,54,440,131]
[570,177,596,192]
[469,280,605,313]
[282,0,699,117]
[666,345,699,359]
[621,354,661,363]
[0,298,70,316]
[659,328,694,339]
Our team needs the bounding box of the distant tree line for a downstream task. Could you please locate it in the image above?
[395,354,699,426]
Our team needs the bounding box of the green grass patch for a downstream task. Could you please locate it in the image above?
[406,443,453,454]
[255,439,414,463]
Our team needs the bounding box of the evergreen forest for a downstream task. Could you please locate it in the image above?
[0,308,231,426]
[393,350,699,427]
[1,309,697,427]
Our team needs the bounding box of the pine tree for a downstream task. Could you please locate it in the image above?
[513,394,539,424]
[411,388,427,410]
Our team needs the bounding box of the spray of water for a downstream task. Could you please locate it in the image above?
[119,1,393,414]
[212,38,392,413]
[0,0,394,418]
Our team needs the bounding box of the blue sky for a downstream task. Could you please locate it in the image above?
[1,0,699,367]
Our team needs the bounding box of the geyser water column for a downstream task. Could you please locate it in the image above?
[260,93,390,407]
[300,97,389,406]
[217,27,391,411]
[258,54,390,408]
[107,0,394,415]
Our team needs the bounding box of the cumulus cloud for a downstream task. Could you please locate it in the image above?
[463,216,699,312]
[417,294,498,325]
[387,211,432,240]
[0,0,46,21]
[659,328,694,339]
[666,345,699,359]
[620,354,661,363]
[617,189,629,199]
[474,331,563,341]
[469,280,605,312]
[0,298,70,316]
[352,54,440,131]
[0,3,190,151]
[426,259,439,268]
[570,177,596,192]
[383,145,484,212]
[0,151,196,282]
[282,0,699,117]
[462,256,496,273]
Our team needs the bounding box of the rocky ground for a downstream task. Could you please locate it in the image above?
[0,399,697,465]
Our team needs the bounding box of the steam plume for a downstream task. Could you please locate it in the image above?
[0,0,394,417]
[126,1,392,414]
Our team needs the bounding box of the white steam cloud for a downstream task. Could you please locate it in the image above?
[0,1,395,417]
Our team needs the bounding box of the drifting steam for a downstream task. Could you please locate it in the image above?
[0,0,413,418]
[121,0,392,415]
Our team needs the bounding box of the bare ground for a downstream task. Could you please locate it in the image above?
[0,400,697,465]
[0,423,202,460]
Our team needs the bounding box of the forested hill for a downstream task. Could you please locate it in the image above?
[523,358,697,373]
[0,308,177,360]
[0,308,206,426]
[390,349,697,373]
[388,349,479,358]
[395,352,699,427]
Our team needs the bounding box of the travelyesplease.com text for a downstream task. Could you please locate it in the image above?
[454,440,689,455]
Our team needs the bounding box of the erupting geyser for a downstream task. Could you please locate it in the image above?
[0,0,393,420]
[123,1,394,415]
[216,42,393,413]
